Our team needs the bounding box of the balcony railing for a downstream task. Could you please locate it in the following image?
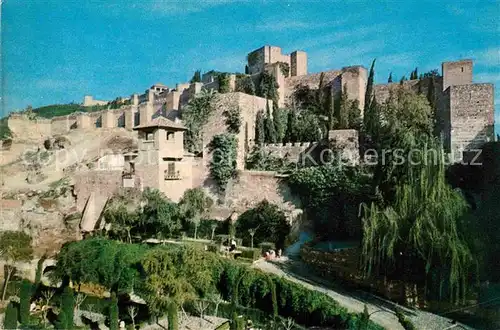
[164,171,181,180]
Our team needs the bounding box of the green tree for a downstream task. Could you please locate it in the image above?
[167,302,179,330]
[363,59,380,139]
[284,108,299,143]
[364,59,376,119]
[264,102,277,143]
[358,305,370,330]
[273,108,287,143]
[296,111,322,142]
[223,106,242,134]
[255,110,266,145]
[190,70,202,83]
[109,293,119,330]
[179,188,214,239]
[4,301,18,330]
[388,72,393,83]
[140,188,181,238]
[258,72,279,107]
[337,85,349,128]
[236,200,291,249]
[410,67,418,80]
[19,279,32,325]
[104,199,139,243]
[56,286,74,330]
[0,231,33,301]
[182,89,217,153]
[141,247,219,328]
[235,75,256,95]
[289,165,371,239]
[218,73,231,93]
[361,145,473,304]
[209,134,237,192]
[348,99,362,130]
[53,238,146,294]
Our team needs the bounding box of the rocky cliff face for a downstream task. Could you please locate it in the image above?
[0,179,80,256]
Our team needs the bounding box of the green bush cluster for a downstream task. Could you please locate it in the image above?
[239,248,261,260]
[209,133,237,191]
[52,240,382,329]
[235,75,255,95]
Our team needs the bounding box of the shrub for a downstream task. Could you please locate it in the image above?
[236,201,290,250]
[56,286,74,330]
[19,280,32,325]
[109,293,119,330]
[239,248,261,261]
[209,134,237,191]
[3,301,18,330]
[395,308,417,330]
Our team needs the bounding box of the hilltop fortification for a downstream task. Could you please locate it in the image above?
[2,45,495,237]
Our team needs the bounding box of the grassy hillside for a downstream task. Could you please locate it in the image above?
[32,103,109,118]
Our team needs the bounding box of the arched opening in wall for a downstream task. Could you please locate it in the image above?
[117,113,125,128]
[134,112,140,126]
[95,116,102,128]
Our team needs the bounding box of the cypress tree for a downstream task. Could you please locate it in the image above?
[272,107,287,143]
[56,285,74,330]
[388,72,393,83]
[264,102,277,143]
[338,85,349,128]
[363,59,376,129]
[230,312,239,330]
[190,70,201,83]
[109,293,119,330]
[328,88,336,130]
[19,280,32,325]
[3,301,18,330]
[285,108,298,143]
[427,77,439,137]
[255,110,265,145]
[167,302,178,330]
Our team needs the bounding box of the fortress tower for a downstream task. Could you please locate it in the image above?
[247,45,307,77]
[440,59,494,162]
[132,116,193,202]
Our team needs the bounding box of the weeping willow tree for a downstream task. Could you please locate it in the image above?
[361,145,474,304]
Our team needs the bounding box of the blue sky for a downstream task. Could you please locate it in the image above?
[1,0,499,123]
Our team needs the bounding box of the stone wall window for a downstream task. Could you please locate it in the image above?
[146,133,154,140]
[165,162,180,180]
[166,131,174,141]
[167,162,175,176]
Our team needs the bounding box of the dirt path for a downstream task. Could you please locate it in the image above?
[253,259,475,330]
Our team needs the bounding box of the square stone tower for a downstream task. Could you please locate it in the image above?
[290,50,307,76]
[440,59,494,162]
[133,116,193,202]
[247,45,307,77]
[442,60,473,91]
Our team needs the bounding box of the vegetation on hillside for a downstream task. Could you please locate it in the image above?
[32,103,109,118]
[49,238,382,330]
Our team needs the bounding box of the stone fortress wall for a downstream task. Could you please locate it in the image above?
[260,142,319,163]
[7,45,495,164]
[3,44,496,232]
